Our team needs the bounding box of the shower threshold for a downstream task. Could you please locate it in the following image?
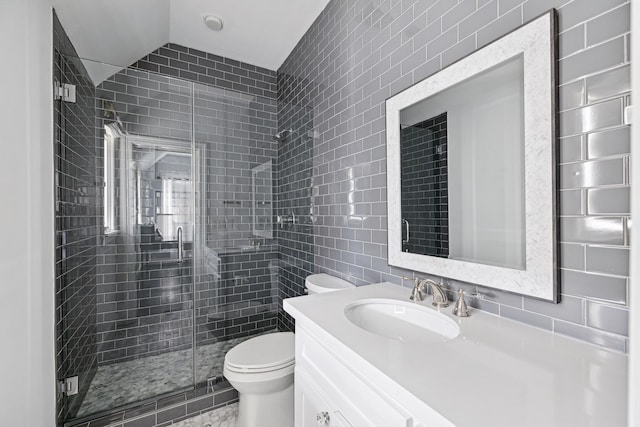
[75,333,266,419]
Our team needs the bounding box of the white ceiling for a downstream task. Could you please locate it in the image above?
[52,0,330,84]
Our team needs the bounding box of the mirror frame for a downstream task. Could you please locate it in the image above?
[386,11,557,301]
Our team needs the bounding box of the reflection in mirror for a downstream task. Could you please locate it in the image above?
[132,143,192,242]
[399,56,526,270]
[400,112,449,257]
[386,11,556,301]
[103,122,193,243]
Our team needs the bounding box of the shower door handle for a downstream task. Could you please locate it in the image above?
[177,226,184,264]
[402,219,410,244]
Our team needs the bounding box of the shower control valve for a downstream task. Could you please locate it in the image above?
[276,210,297,228]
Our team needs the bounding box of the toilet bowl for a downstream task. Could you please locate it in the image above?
[305,273,355,294]
[223,332,295,427]
[223,275,354,427]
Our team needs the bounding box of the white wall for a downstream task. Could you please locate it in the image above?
[448,79,524,269]
[0,0,56,425]
[406,57,525,269]
[629,0,639,424]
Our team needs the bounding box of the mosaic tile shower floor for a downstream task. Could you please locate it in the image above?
[77,336,252,417]
[173,403,238,427]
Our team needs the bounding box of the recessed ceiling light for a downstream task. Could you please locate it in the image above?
[204,15,224,31]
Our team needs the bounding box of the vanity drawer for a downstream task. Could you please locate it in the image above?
[296,327,414,427]
[296,367,354,427]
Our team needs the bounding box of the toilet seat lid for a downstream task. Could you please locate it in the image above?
[225,332,295,372]
[305,273,354,293]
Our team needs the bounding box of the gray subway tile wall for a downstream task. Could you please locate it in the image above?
[587,126,630,158]
[588,187,630,215]
[586,300,629,335]
[560,216,624,245]
[475,5,517,46]
[560,188,583,215]
[275,73,316,331]
[560,158,625,189]
[279,0,630,351]
[560,98,624,135]
[561,242,585,270]
[53,12,99,423]
[585,246,630,276]
[560,37,625,83]
[459,3,499,40]
[133,44,277,100]
[562,269,627,304]
[500,305,554,331]
[587,63,630,102]
[559,135,583,163]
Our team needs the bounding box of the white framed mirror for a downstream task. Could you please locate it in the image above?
[386,11,557,301]
[252,160,273,239]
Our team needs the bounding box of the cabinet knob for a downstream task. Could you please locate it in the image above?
[316,411,330,425]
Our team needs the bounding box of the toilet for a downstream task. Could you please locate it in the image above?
[224,332,295,427]
[305,273,355,295]
[223,274,354,427]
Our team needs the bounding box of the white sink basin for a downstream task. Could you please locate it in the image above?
[344,298,460,344]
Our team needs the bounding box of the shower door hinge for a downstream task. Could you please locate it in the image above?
[54,81,76,103]
[58,376,79,396]
[624,105,632,125]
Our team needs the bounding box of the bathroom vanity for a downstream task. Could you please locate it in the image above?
[283,283,628,427]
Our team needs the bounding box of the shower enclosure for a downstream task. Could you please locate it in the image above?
[54,13,279,424]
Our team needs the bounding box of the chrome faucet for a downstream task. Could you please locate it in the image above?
[423,279,449,308]
[405,277,449,307]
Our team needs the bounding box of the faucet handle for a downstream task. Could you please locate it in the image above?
[404,276,424,301]
[452,289,470,317]
[403,276,422,288]
[409,286,424,302]
[470,292,485,300]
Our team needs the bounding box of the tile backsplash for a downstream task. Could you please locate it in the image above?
[279,0,630,351]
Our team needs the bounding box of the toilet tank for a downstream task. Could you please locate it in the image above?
[305,273,355,295]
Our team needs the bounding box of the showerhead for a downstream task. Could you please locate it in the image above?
[273,129,293,142]
[103,100,127,134]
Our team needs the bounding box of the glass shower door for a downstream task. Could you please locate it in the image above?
[73,130,198,418]
[60,68,200,421]
[54,42,277,422]
[191,82,280,390]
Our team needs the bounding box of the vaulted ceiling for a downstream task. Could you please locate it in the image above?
[52,0,330,84]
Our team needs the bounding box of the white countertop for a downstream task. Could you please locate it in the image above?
[284,282,628,427]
